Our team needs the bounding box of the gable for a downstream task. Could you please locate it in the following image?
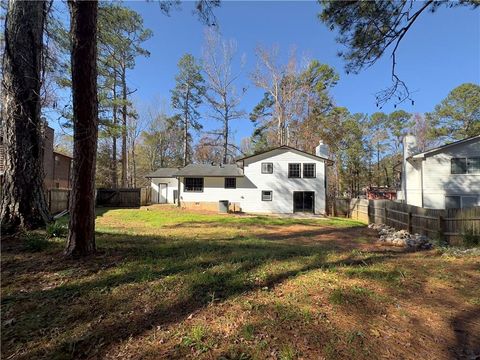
[240,147,329,166]
[412,136,480,159]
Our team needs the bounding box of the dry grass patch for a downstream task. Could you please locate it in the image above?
[1,206,479,359]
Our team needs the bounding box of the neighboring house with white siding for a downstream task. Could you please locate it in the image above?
[399,134,480,209]
[146,142,332,214]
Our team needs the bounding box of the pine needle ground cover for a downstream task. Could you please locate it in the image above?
[2,205,479,359]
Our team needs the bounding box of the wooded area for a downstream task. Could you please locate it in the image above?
[0,0,478,250]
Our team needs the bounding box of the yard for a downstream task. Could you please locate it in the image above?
[2,205,479,359]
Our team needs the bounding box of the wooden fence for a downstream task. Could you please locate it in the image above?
[45,187,152,214]
[349,198,480,245]
[47,189,70,214]
[96,188,141,208]
[140,187,151,206]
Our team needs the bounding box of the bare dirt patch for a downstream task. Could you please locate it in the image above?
[2,207,479,359]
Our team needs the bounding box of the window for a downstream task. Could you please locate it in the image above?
[261,162,273,174]
[225,177,236,189]
[451,157,480,174]
[288,163,301,178]
[446,195,478,209]
[467,157,480,174]
[445,196,461,209]
[303,163,316,178]
[462,196,478,208]
[262,190,272,201]
[184,177,204,192]
[451,158,467,174]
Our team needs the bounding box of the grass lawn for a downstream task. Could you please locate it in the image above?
[2,205,479,359]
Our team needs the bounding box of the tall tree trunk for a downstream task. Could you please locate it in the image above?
[121,63,128,187]
[183,85,189,167]
[223,120,228,164]
[132,142,136,188]
[1,0,50,232]
[111,71,118,188]
[223,99,228,164]
[64,0,98,257]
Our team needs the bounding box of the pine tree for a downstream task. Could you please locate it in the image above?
[1,0,50,232]
[171,54,205,166]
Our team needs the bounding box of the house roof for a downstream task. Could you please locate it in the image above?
[174,164,244,177]
[145,168,180,178]
[236,145,333,164]
[53,151,73,159]
[411,135,480,159]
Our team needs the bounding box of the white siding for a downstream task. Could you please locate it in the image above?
[178,149,327,214]
[150,177,178,204]
[241,149,326,214]
[404,139,480,209]
[404,158,423,207]
[179,176,245,204]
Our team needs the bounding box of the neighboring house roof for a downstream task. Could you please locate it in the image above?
[145,168,180,178]
[174,164,244,177]
[53,151,73,159]
[236,145,333,164]
[411,135,480,159]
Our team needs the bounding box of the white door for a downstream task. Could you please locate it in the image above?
[159,183,168,203]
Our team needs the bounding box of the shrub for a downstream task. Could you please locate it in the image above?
[24,232,49,252]
[46,221,68,238]
[462,227,480,247]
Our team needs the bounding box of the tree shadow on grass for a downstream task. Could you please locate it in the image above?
[1,230,401,360]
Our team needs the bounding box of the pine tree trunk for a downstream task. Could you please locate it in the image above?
[132,142,137,188]
[1,0,50,233]
[111,71,118,188]
[64,0,98,258]
[121,63,128,187]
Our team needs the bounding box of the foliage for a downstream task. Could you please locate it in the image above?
[171,53,206,165]
[46,221,68,238]
[319,0,479,105]
[461,227,480,248]
[432,83,480,140]
[250,46,338,147]
[24,232,50,252]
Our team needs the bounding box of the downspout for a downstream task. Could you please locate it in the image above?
[420,160,424,208]
[177,176,181,207]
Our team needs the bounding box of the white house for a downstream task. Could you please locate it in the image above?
[146,142,332,214]
[399,134,480,209]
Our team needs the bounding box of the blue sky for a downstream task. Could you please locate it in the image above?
[51,1,480,145]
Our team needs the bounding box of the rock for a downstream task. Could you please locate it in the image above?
[369,223,433,250]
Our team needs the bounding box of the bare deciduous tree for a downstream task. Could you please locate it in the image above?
[202,29,245,164]
[251,46,306,146]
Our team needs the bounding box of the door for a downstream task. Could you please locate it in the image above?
[293,191,315,213]
[158,183,168,203]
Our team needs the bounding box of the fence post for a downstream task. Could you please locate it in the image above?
[438,215,446,244]
[367,200,375,224]
[408,212,412,233]
[384,203,388,226]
